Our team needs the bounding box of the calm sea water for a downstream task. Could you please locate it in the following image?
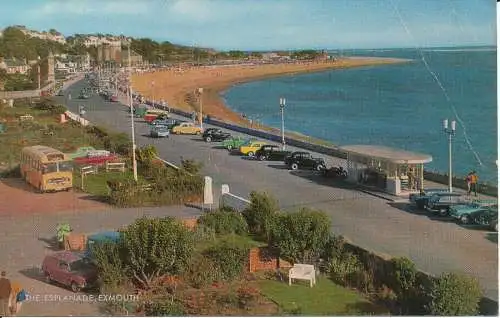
[223,47,498,184]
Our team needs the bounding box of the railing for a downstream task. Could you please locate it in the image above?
[219,184,251,211]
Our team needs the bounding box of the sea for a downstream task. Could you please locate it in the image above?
[223,46,498,185]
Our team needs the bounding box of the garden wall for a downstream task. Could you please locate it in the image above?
[63,233,87,251]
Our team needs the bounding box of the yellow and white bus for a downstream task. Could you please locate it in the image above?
[20,145,73,192]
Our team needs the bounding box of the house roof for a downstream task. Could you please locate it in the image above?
[4,59,27,67]
[340,145,433,164]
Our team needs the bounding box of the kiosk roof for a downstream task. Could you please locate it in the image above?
[340,145,432,164]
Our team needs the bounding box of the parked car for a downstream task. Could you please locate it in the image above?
[255,145,291,161]
[74,153,118,166]
[221,136,252,151]
[239,141,268,157]
[68,146,97,159]
[151,118,184,129]
[284,151,327,171]
[150,126,170,138]
[426,192,468,216]
[203,128,231,142]
[78,92,89,99]
[110,95,118,102]
[410,188,449,209]
[57,90,64,96]
[171,122,202,135]
[322,166,348,179]
[41,251,98,292]
[449,203,498,225]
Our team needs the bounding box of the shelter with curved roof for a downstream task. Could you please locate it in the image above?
[339,145,433,196]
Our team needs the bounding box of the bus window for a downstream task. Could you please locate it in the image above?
[42,163,58,174]
[59,161,74,172]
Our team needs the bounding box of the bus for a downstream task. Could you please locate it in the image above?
[20,145,73,193]
[144,109,169,123]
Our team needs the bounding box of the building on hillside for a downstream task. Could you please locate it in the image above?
[261,52,280,60]
[97,43,122,64]
[16,26,66,44]
[0,58,30,74]
[120,50,143,66]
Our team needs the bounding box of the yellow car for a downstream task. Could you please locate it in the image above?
[171,122,203,135]
[239,141,267,157]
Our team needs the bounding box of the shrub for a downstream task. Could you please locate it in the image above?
[192,224,217,243]
[236,286,260,309]
[181,158,202,174]
[104,132,131,155]
[120,217,195,288]
[269,207,331,264]
[184,254,220,288]
[34,98,67,114]
[135,144,158,163]
[319,234,346,273]
[92,241,126,288]
[242,191,279,241]
[328,251,363,287]
[204,242,248,281]
[197,209,248,235]
[0,165,21,178]
[146,298,185,316]
[427,272,482,316]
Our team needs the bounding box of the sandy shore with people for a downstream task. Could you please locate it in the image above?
[131,57,410,129]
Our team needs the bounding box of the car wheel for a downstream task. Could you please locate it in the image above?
[227,145,233,151]
[205,136,212,142]
[438,207,449,217]
[258,155,266,161]
[316,164,326,171]
[290,163,299,170]
[70,282,81,293]
[45,273,53,284]
[247,151,254,157]
[494,222,498,232]
[38,184,44,193]
[460,214,471,225]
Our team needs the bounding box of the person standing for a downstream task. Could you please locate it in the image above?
[0,271,12,316]
[9,281,25,316]
[470,171,479,197]
[465,172,472,195]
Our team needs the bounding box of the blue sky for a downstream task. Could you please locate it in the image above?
[0,0,496,50]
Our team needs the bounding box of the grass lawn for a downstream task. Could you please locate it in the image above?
[73,170,144,197]
[258,276,389,316]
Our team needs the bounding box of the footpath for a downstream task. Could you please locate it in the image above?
[0,205,201,316]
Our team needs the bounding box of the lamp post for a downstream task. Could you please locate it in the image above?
[279,97,286,150]
[128,43,138,182]
[198,88,204,130]
[443,119,456,192]
[37,56,41,90]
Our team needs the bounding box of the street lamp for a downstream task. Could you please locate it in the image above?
[198,88,204,131]
[279,97,286,150]
[128,43,138,182]
[443,118,456,192]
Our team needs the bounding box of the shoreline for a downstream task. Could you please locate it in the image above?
[131,57,411,129]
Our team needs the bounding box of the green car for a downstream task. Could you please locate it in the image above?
[68,146,96,159]
[449,203,498,225]
[221,137,253,151]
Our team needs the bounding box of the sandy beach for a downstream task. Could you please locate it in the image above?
[131,57,410,128]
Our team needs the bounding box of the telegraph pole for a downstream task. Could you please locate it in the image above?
[198,88,203,131]
[443,119,456,192]
[128,43,138,181]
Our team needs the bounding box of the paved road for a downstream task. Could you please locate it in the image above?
[60,80,498,300]
[0,205,200,316]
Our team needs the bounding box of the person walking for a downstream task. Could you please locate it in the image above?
[470,171,479,197]
[0,271,12,316]
[465,172,472,196]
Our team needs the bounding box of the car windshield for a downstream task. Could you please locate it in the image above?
[69,258,94,272]
[42,163,58,174]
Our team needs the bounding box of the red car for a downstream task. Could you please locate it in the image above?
[41,251,98,292]
[110,95,118,102]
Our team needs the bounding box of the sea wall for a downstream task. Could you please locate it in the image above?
[136,96,498,197]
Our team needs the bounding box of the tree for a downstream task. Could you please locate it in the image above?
[120,217,194,288]
[270,207,331,263]
[427,272,482,316]
[242,191,279,241]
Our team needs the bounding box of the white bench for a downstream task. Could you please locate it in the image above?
[288,264,316,287]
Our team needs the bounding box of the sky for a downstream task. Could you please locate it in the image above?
[0,0,496,50]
